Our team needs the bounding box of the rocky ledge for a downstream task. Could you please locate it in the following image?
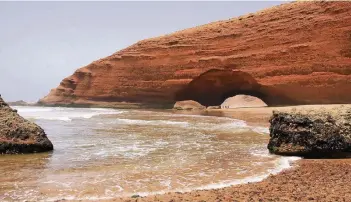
[0,95,53,154]
[268,107,351,158]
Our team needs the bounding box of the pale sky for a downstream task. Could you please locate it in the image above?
[0,1,285,102]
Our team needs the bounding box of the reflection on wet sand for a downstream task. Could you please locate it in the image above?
[0,152,51,200]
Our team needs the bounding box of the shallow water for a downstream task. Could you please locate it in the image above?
[0,107,296,201]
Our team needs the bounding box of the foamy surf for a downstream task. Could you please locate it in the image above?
[133,156,301,198]
[1,106,296,201]
[53,156,301,201]
[113,118,189,126]
[251,126,270,134]
[190,156,300,191]
[13,106,124,121]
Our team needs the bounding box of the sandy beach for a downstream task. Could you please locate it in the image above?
[107,159,351,202]
[103,104,351,202]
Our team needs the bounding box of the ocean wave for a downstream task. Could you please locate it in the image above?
[250,126,269,135]
[13,106,124,121]
[34,116,72,122]
[249,148,274,158]
[206,120,248,130]
[13,106,54,112]
[134,156,301,197]
[114,118,189,126]
[193,156,300,191]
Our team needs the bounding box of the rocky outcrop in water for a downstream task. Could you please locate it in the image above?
[40,2,351,107]
[173,100,206,110]
[8,100,34,106]
[268,108,351,157]
[0,95,53,154]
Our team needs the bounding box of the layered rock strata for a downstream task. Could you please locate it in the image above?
[40,1,351,107]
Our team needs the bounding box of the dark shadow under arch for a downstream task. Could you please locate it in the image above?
[175,69,300,107]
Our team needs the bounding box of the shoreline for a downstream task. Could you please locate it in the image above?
[104,158,351,202]
[105,104,351,202]
[14,104,351,201]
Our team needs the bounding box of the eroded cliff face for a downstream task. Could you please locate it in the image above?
[40,1,351,107]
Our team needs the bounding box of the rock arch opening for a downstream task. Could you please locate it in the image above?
[175,69,297,107]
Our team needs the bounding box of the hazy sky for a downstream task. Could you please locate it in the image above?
[0,1,285,102]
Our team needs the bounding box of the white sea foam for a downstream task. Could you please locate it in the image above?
[249,149,274,158]
[22,149,301,201]
[196,156,300,190]
[114,118,189,126]
[13,106,124,121]
[13,106,54,112]
[3,107,302,202]
[207,120,248,130]
[251,126,269,134]
[54,156,300,201]
[134,156,301,197]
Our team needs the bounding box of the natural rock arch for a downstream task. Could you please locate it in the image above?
[175,69,298,107]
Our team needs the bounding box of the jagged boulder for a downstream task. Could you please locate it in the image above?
[173,100,206,110]
[0,95,53,154]
[268,108,351,157]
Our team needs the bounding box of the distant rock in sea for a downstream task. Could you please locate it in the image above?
[0,95,53,154]
[173,100,206,110]
[268,107,351,157]
[8,100,34,106]
[220,95,267,109]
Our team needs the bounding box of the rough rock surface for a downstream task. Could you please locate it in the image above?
[268,107,351,157]
[40,1,351,107]
[173,100,205,110]
[221,95,267,109]
[0,96,53,154]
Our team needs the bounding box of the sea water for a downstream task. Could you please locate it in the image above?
[0,106,299,201]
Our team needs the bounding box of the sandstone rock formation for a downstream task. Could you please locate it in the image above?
[268,108,351,157]
[40,1,351,107]
[173,100,206,110]
[220,95,267,109]
[0,95,53,154]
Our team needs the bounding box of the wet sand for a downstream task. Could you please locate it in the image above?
[104,104,351,202]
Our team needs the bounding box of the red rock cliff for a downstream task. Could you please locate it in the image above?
[40,1,351,107]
